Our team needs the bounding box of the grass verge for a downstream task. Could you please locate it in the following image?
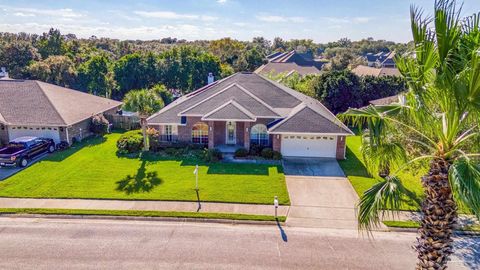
[383,220,480,232]
[0,208,286,222]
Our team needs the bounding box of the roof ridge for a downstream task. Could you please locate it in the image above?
[34,81,68,126]
[268,103,306,132]
[202,99,256,121]
[233,83,280,117]
[258,74,352,134]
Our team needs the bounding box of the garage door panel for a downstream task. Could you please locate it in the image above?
[8,127,61,144]
[281,135,337,158]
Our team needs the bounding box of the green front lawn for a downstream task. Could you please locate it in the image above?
[0,132,289,205]
[338,135,425,211]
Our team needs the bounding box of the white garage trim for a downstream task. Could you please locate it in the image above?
[8,126,61,144]
[281,134,337,158]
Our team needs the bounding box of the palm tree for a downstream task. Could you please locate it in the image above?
[340,1,480,269]
[123,89,164,151]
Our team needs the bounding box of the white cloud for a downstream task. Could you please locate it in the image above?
[13,12,35,17]
[323,16,373,25]
[134,10,217,21]
[0,22,218,41]
[217,0,227,4]
[3,7,83,18]
[353,17,372,23]
[256,14,306,23]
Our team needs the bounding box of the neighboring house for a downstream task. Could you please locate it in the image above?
[147,72,353,159]
[351,65,401,77]
[255,50,325,77]
[0,78,122,145]
[365,51,396,68]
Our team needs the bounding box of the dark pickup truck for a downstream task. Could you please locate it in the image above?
[0,137,55,168]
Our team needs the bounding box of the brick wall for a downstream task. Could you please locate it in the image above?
[59,119,93,144]
[236,122,244,146]
[272,134,281,152]
[336,135,346,160]
[0,124,8,146]
[243,122,251,149]
[208,121,214,149]
[213,121,225,146]
[178,116,204,142]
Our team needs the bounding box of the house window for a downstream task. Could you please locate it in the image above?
[191,122,208,144]
[160,125,177,142]
[250,124,269,146]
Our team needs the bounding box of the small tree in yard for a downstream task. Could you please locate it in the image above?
[341,1,480,269]
[122,89,164,151]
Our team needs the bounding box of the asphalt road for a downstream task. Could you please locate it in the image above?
[0,217,477,270]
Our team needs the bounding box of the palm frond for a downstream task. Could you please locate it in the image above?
[357,176,407,230]
[449,158,480,219]
[361,136,407,177]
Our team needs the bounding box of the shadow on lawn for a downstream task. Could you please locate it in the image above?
[45,136,107,162]
[116,160,162,194]
[144,153,280,176]
[337,146,370,177]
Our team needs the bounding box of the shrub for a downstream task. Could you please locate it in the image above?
[272,151,282,160]
[164,147,179,156]
[117,130,143,154]
[202,148,222,162]
[249,144,264,156]
[234,148,249,158]
[90,114,110,135]
[260,148,274,159]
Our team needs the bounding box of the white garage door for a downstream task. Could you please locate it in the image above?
[8,126,61,144]
[281,134,337,158]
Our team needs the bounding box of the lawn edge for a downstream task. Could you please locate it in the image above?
[0,208,286,224]
[383,220,480,235]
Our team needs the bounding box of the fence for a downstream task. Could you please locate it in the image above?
[107,114,140,130]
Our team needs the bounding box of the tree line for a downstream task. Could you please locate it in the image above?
[0,28,408,109]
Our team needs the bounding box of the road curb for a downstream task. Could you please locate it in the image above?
[0,213,284,226]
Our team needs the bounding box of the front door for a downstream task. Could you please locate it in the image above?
[226,121,236,145]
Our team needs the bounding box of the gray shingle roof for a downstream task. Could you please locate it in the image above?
[147,72,352,135]
[256,62,322,76]
[269,106,349,134]
[180,84,279,117]
[0,80,122,126]
[202,100,255,121]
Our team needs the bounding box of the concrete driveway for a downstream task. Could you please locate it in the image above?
[283,158,360,229]
[0,153,47,181]
[283,157,345,177]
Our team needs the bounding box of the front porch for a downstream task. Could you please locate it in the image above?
[215,144,243,154]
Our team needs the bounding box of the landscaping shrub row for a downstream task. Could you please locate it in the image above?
[234,144,282,160]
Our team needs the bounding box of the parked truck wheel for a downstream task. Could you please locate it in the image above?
[48,145,55,153]
[19,158,28,168]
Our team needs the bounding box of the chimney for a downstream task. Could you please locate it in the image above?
[207,72,214,84]
[0,67,8,79]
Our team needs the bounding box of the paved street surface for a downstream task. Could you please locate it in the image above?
[0,217,476,270]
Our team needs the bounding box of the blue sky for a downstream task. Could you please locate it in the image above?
[0,0,479,43]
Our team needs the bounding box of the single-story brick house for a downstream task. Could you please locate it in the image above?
[147,72,353,159]
[0,78,122,145]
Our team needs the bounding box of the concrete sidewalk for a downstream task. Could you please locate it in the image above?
[0,198,289,217]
